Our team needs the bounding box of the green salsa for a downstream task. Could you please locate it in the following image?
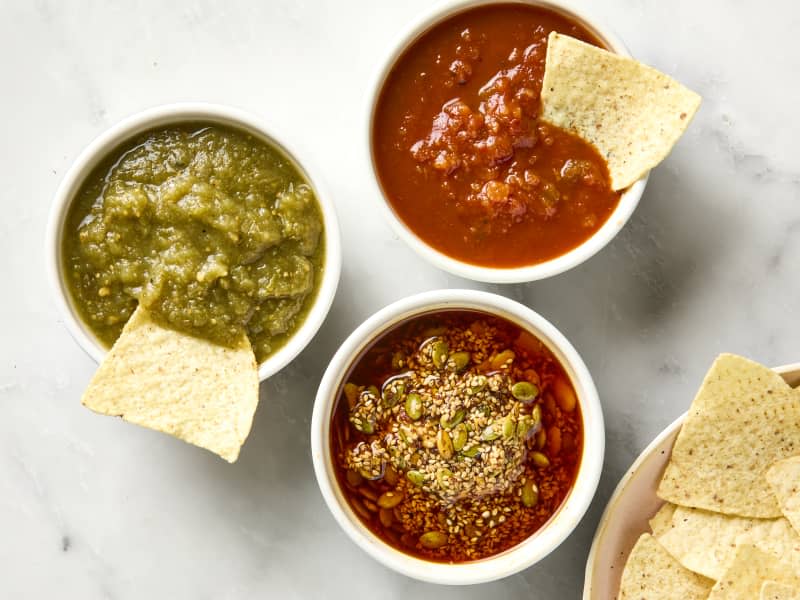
[62,123,325,363]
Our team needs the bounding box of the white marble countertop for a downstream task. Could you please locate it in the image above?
[2,0,799,597]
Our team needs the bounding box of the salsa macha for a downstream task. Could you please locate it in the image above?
[330,310,582,562]
[372,4,622,268]
[62,123,324,363]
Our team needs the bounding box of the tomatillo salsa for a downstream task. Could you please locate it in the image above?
[372,4,622,268]
[62,123,324,363]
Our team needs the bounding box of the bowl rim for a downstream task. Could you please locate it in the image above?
[310,289,604,585]
[363,0,648,284]
[45,102,342,382]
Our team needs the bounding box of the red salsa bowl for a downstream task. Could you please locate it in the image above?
[365,1,647,283]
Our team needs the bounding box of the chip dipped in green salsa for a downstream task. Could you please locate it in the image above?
[62,123,325,363]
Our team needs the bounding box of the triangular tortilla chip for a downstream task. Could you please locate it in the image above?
[762,581,800,600]
[656,505,800,580]
[540,32,701,191]
[82,306,259,462]
[767,456,800,535]
[619,533,713,600]
[735,517,800,576]
[709,545,800,599]
[656,506,761,580]
[657,354,800,518]
[649,502,677,537]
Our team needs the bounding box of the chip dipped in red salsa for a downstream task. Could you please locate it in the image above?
[372,4,622,268]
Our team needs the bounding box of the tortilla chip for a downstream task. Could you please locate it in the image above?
[619,533,713,599]
[649,502,677,537]
[540,32,701,191]
[656,506,761,580]
[657,354,800,518]
[708,545,800,599]
[762,581,800,600]
[735,517,800,574]
[82,306,259,462]
[767,456,800,535]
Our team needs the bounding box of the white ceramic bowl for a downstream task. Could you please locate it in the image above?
[46,103,341,381]
[310,289,603,584]
[364,0,647,284]
[581,363,800,599]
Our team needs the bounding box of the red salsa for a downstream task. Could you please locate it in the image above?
[330,311,582,562]
[372,4,622,268]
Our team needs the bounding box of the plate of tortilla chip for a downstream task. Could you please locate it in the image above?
[584,354,800,599]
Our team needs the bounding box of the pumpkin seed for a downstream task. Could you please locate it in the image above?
[404,393,423,420]
[398,426,410,444]
[406,470,425,487]
[531,451,550,468]
[363,499,378,512]
[460,445,481,458]
[343,383,360,407]
[439,408,465,430]
[531,404,542,426]
[446,351,471,373]
[452,423,468,451]
[502,414,516,440]
[481,422,502,441]
[490,349,515,370]
[379,508,394,527]
[521,479,539,507]
[419,531,448,549]
[536,427,547,449]
[436,429,454,459]
[516,415,534,440]
[350,415,374,434]
[431,339,449,369]
[345,469,363,488]
[377,490,404,509]
[511,381,539,403]
[359,462,385,481]
[470,374,488,393]
[381,378,405,408]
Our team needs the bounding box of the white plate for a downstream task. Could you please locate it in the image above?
[582,362,800,599]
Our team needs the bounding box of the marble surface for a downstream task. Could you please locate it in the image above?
[2,0,799,597]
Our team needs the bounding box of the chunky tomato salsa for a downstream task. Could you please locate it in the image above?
[372,4,622,268]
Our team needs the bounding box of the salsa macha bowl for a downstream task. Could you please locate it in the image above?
[311,289,603,584]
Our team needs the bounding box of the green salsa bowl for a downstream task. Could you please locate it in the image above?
[47,103,341,381]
